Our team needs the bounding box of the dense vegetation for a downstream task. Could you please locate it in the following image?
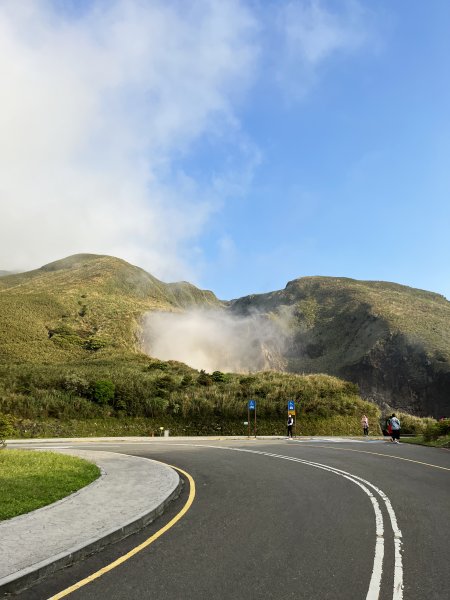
[0,356,381,437]
[401,419,450,448]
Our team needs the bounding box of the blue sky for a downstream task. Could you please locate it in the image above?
[0,1,449,300]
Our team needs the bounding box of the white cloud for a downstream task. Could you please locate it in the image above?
[276,0,372,97]
[0,0,258,279]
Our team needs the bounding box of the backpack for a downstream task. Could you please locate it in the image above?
[391,417,400,430]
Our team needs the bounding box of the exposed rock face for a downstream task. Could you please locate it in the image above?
[228,277,450,418]
[340,334,450,418]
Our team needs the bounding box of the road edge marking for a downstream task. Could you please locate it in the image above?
[48,464,195,600]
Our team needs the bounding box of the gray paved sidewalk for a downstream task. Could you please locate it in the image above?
[0,449,180,594]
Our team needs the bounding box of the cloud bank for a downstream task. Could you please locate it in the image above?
[0,1,372,282]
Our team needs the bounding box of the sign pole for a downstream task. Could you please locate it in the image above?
[254,402,257,438]
[248,404,250,439]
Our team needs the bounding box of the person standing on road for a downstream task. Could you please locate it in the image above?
[287,414,294,438]
[361,415,369,436]
[390,414,401,443]
[386,416,393,441]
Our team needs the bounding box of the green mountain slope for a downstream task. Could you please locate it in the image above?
[229,277,450,417]
[0,254,221,363]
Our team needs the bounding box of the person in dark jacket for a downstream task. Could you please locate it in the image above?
[287,415,294,438]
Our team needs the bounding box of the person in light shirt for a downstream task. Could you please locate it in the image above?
[361,415,369,436]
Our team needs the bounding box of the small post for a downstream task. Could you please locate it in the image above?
[248,400,256,438]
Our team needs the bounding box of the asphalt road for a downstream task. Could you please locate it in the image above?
[15,439,450,600]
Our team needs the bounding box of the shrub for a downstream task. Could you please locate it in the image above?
[91,380,115,405]
[146,360,169,371]
[83,338,108,351]
[424,418,450,441]
[395,412,434,435]
[197,370,212,386]
[180,374,193,387]
[0,413,14,441]
[155,375,177,393]
[61,374,90,396]
[211,371,228,383]
[437,418,450,436]
[16,374,33,395]
[48,325,84,347]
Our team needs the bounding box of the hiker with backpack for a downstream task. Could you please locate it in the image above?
[390,414,401,443]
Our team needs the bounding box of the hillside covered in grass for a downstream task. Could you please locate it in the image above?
[0,254,220,363]
[230,277,450,417]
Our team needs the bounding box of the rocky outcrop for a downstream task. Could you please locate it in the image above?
[340,334,450,417]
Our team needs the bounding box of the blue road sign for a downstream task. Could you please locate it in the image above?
[288,400,295,411]
[248,400,256,410]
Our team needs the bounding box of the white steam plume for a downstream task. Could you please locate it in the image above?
[141,309,288,373]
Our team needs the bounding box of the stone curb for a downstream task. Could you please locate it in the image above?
[0,452,182,596]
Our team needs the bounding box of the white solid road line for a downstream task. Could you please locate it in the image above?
[198,445,403,600]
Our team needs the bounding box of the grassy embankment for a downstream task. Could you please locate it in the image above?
[0,450,100,520]
[400,418,450,448]
[0,356,383,437]
[402,437,450,448]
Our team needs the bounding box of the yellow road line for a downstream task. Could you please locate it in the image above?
[48,464,195,600]
[299,444,450,471]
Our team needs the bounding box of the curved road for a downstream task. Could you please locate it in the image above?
[17,438,450,600]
